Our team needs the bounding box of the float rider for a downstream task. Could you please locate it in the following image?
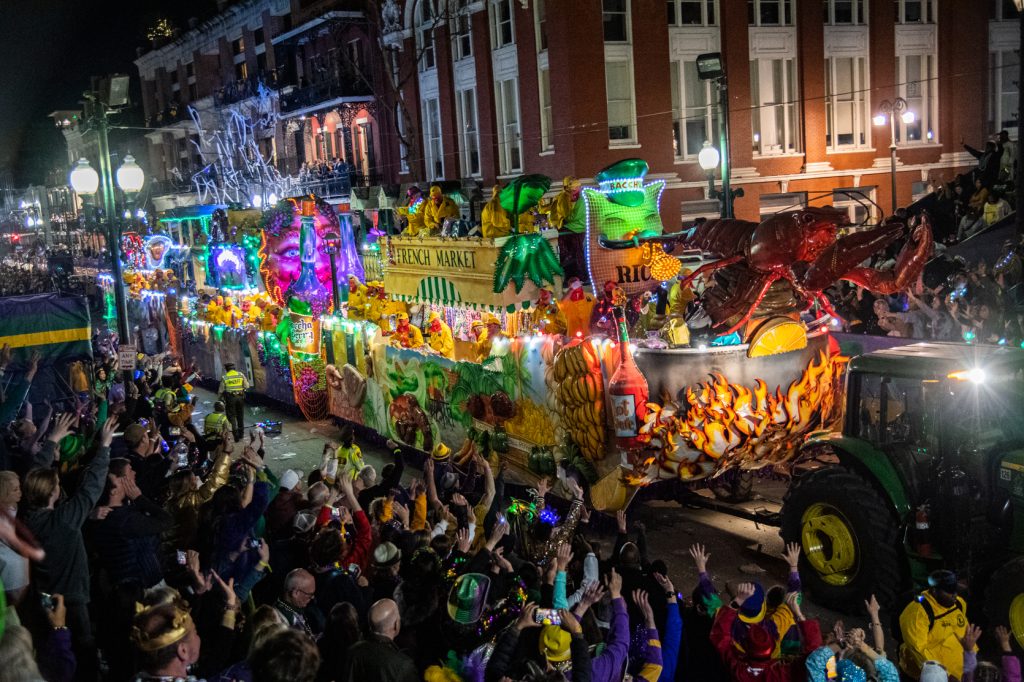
[390,312,424,349]
[422,185,459,235]
[424,311,454,359]
[218,362,250,441]
[531,288,567,336]
[346,275,368,320]
[898,570,973,681]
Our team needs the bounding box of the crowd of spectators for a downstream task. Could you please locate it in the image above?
[297,159,357,197]
[0,340,1016,682]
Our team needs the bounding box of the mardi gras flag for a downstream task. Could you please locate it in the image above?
[0,293,92,363]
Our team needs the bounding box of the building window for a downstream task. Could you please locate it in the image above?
[894,0,935,23]
[535,0,548,51]
[189,83,198,100]
[495,77,522,172]
[895,53,937,143]
[539,67,553,150]
[452,7,472,61]
[750,58,800,155]
[824,0,865,24]
[832,187,878,226]
[667,0,716,26]
[491,0,515,48]
[417,1,437,72]
[235,62,248,81]
[397,104,410,174]
[990,49,1019,135]
[826,56,870,149]
[603,0,630,42]
[232,38,245,55]
[605,60,636,143]
[254,28,265,45]
[456,88,481,176]
[748,0,793,26]
[670,60,718,158]
[759,191,807,221]
[422,97,444,179]
[186,62,194,78]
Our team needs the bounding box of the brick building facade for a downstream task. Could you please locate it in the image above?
[383,0,1016,228]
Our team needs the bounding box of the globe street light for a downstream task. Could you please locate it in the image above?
[69,158,99,196]
[874,97,915,215]
[116,154,145,194]
[697,141,743,218]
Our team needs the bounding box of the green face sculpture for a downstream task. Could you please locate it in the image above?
[581,181,666,243]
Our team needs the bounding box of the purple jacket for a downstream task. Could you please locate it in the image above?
[592,597,630,682]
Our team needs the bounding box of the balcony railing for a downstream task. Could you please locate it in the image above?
[213,73,278,107]
[155,161,380,201]
[276,71,372,114]
[145,105,192,129]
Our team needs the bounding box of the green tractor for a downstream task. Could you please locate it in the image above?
[779,342,1024,649]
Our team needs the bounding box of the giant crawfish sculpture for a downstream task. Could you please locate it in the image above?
[678,207,934,334]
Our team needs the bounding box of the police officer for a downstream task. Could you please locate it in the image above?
[204,401,230,444]
[218,362,250,441]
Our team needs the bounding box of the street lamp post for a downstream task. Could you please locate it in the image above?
[69,147,145,342]
[323,230,342,312]
[1013,0,1024,239]
[698,141,744,218]
[873,97,916,215]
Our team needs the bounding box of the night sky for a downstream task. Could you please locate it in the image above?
[0,0,217,185]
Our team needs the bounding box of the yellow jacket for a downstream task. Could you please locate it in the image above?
[422,196,459,234]
[474,329,492,362]
[898,591,971,680]
[425,321,455,358]
[391,323,425,349]
[481,189,511,239]
[531,303,567,336]
[347,285,368,319]
[397,200,427,236]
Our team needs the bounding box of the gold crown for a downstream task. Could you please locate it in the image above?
[131,603,194,652]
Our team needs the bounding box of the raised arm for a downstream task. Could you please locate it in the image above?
[54,416,117,529]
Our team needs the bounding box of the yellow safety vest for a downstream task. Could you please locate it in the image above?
[204,412,229,436]
[223,370,245,392]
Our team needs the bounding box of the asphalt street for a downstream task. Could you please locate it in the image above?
[190,386,857,630]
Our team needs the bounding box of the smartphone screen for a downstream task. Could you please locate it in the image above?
[534,608,561,626]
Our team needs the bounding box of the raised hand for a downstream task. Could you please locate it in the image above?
[616,509,627,534]
[451,492,468,507]
[25,351,40,381]
[536,477,550,500]
[605,567,623,599]
[515,602,541,631]
[961,624,982,651]
[211,571,238,611]
[555,542,573,572]
[99,416,119,447]
[632,589,656,628]
[689,544,710,573]
[782,542,801,571]
[0,343,12,367]
[653,572,676,600]
[559,609,583,635]
[46,593,67,629]
[864,594,880,620]
[733,582,756,605]
[486,516,509,550]
[576,581,606,615]
[455,527,471,553]
[392,501,410,527]
[784,591,805,622]
[995,625,1013,653]
[47,413,76,444]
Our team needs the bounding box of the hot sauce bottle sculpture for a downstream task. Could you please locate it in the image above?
[285,199,332,317]
[608,306,648,451]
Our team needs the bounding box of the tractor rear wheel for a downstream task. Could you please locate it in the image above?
[985,558,1024,655]
[780,466,902,612]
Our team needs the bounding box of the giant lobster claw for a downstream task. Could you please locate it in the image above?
[838,213,934,294]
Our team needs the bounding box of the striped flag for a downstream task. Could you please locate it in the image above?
[0,294,92,363]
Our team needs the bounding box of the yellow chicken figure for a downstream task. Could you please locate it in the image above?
[531,289,567,336]
[424,311,455,359]
[559,277,596,339]
[540,176,581,229]
[390,312,424,349]
[346,275,368,319]
[422,185,459,235]
[396,186,427,236]
[481,185,511,239]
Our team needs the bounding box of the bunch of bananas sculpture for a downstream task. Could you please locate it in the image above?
[547,340,607,460]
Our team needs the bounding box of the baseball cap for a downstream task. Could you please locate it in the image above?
[279,470,300,491]
[373,542,401,568]
[539,624,571,662]
[927,570,958,593]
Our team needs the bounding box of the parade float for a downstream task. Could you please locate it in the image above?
[119,156,933,512]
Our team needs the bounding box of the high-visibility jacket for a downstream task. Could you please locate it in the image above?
[204,412,229,437]
[222,370,246,393]
[154,388,176,410]
[898,591,971,680]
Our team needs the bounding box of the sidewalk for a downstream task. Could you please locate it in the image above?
[190,386,393,482]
